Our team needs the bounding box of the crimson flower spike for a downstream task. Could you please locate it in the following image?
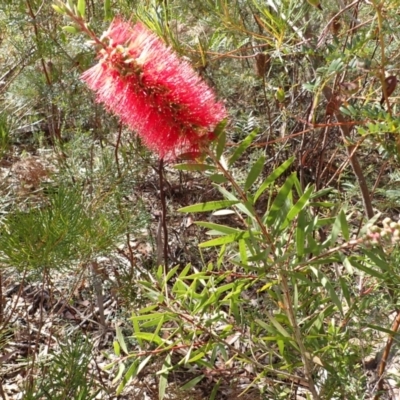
[81,19,227,160]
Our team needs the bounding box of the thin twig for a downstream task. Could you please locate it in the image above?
[281,273,321,400]
[373,309,400,399]
[0,379,6,400]
[114,123,122,178]
[0,272,2,325]
[158,158,169,271]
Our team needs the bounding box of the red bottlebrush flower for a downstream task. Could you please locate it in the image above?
[81,19,226,160]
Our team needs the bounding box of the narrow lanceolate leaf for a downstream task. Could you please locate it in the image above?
[366,324,398,335]
[296,210,306,257]
[244,155,265,191]
[62,26,79,34]
[174,163,216,172]
[265,173,295,229]
[364,250,389,272]
[310,267,343,315]
[239,239,248,266]
[116,325,128,354]
[117,361,139,395]
[179,200,239,213]
[254,157,294,202]
[215,122,227,160]
[159,354,171,400]
[339,209,350,241]
[217,186,256,218]
[199,231,251,248]
[180,375,205,390]
[209,379,221,400]
[113,340,120,356]
[195,221,243,235]
[104,0,112,20]
[137,355,152,376]
[208,173,228,183]
[280,185,314,230]
[228,129,258,166]
[132,332,163,346]
[256,317,299,351]
[339,277,351,307]
[77,0,85,18]
[52,5,65,14]
[112,363,126,384]
[351,260,385,280]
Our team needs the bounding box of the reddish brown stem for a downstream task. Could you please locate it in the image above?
[322,87,373,219]
[159,159,169,271]
[374,310,400,399]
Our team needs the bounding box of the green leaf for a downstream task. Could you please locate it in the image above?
[228,129,258,166]
[339,106,352,116]
[296,210,306,257]
[216,129,227,160]
[239,239,248,266]
[158,374,168,400]
[113,340,120,356]
[216,186,256,218]
[159,354,171,400]
[339,277,351,308]
[258,316,299,351]
[77,0,85,17]
[213,118,228,140]
[164,265,180,286]
[104,0,112,20]
[364,250,389,272]
[327,58,344,73]
[179,200,239,213]
[217,244,226,268]
[117,361,139,395]
[188,351,206,363]
[112,363,126,385]
[339,210,350,241]
[244,155,265,191]
[265,173,295,229]
[178,263,192,279]
[199,231,251,248]
[366,324,397,335]
[132,316,143,347]
[137,355,152,375]
[254,157,294,202]
[194,221,243,235]
[310,267,343,315]
[329,212,342,245]
[62,25,79,34]
[116,326,128,355]
[343,257,354,274]
[209,379,221,400]
[133,312,166,320]
[174,163,215,172]
[281,185,314,230]
[311,187,334,198]
[208,173,228,183]
[180,375,205,390]
[132,332,163,346]
[52,5,66,14]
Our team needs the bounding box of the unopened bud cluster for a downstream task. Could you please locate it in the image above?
[365,217,400,246]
